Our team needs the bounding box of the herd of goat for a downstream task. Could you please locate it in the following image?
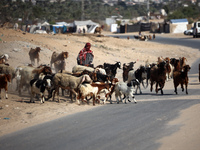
[0,47,197,106]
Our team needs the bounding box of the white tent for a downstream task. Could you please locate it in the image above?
[56,21,68,26]
[29,25,37,33]
[170,19,188,33]
[110,24,118,32]
[73,20,100,33]
[41,21,50,26]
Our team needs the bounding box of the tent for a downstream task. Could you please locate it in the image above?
[73,20,100,33]
[29,21,50,33]
[170,18,188,33]
[51,24,67,34]
[56,22,68,26]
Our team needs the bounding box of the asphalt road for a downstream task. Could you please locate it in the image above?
[107,34,200,49]
[0,36,199,150]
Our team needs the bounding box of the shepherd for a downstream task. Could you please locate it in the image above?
[77,43,94,67]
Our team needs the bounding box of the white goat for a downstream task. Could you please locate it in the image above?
[112,81,137,104]
[0,54,9,63]
[72,65,94,73]
[94,68,106,75]
[78,83,98,106]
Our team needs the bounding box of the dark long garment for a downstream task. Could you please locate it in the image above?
[77,53,94,67]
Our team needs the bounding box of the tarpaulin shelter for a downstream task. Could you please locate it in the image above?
[51,24,67,34]
[170,18,188,33]
[73,20,100,33]
[29,21,50,33]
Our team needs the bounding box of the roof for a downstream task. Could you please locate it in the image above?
[56,22,68,26]
[73,20,99,26]
[170,18,188,24]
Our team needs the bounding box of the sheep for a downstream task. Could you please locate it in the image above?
[16,65,35,95]
[72,65,94,73]
[51,73,92,103]
[111,81,137,104]
[0,64,16,86]
[173,65,191,94]
[16,65,52,95]
[77,83,98,106]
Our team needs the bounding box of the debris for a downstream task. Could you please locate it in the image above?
[13,48,21,52]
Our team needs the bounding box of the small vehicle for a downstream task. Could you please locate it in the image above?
[193,21,200,38]
[184,28,193,35]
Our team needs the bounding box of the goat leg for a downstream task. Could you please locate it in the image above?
[174,86,178,94]
[132,96,137,103]
[115,95,120,104]
[181,83,184,92]
[70,89,77,102]
[158,83,164,95]
[5,86,8,99]
[150,82,153,92]
[92,95,96,106]
[185,84,188,94]
[155,83,158,93]
[138,84,142,94]
[5,90,8,99]
[30,93,35,103]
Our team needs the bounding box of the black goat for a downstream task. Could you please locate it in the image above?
[103,61,121,80]
[127,65,147,94]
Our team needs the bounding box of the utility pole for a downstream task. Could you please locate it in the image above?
[147,0,150,22]
[81,0,84,21]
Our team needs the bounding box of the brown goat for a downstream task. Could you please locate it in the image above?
[94,27,101,34]
[150,62,167,95]
[105,77,119,102]
[173,65,191,94]
[179,57,187,70]
[50,51,68,67]
[29,47,41,66]
[0,74,11,99]
[172,59,181,71]
[32,65,52,79]
[164,57,173,80]
[122,62,135,82]
[54,60,66,73]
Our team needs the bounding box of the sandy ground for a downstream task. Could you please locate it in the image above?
[0,28,200,149]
